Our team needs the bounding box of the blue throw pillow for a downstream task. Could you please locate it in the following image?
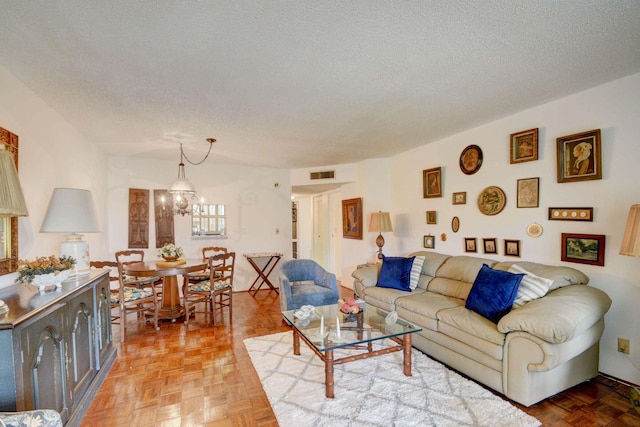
[376,256,415,292]
[465,264,524,323]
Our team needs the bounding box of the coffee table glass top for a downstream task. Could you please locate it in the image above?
[281,303,421,351]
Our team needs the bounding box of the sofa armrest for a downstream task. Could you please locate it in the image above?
[497,285,611,344]
[351,265,379,288]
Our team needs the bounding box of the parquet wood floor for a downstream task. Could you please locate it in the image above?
[82,289,640,426]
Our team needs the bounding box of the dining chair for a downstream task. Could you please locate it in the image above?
[182,246,228,286]
[114,261,161,342]
[89,260,120,323]
[182,252,235,325]
[114,249,162,290]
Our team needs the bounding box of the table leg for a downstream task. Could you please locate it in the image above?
[293,329,300,356]
[158,275,185,321]
[247,256,281,296]
[403,334,413,376]
[325,349,334,398]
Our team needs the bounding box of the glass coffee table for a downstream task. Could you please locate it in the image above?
[281,303,422,398]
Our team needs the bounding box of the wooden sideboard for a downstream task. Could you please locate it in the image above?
[0,270,116,426]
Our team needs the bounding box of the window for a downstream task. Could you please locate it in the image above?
[191,204,226,237]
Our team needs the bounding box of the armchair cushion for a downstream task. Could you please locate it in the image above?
[279,259,339,311]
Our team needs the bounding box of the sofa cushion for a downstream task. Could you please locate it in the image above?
[508,264,553,307]
[465,264,524,323]
[409,256,425,290]
[428,255,496,298]
[394,291,463,331]
[361,286,425,312]
[493,261,589,290]
[376,256,415,291]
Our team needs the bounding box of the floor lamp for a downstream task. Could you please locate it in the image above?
[40,188,101,277]
[619,204,640,414]
[369,211,393,260]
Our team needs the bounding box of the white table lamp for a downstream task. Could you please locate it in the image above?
[369,211,393,260]
[40,188,101,276]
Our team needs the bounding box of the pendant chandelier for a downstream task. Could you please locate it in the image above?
[167,138,215,216]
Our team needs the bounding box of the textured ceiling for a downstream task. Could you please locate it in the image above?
[1,1,640,169]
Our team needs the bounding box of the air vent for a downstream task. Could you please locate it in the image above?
[310,170,335,180]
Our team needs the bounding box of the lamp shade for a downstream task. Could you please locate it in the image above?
[369,211,393,233]
[0,148,29,217]
[620,204,640,257]
[41,188,101,233]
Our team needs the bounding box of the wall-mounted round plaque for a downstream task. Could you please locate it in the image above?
[527,223,543,238]
[477,186,506,215]
[459,145,483,175]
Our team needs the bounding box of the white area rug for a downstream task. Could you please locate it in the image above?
[244,332,540,427]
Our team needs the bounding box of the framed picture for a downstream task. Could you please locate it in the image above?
[451,216,460,233]
[510,128,538,164]
[341,198,362,239]
[452,192,467,205]
[556,129,602,183]
[464,237,477,253]
[459,145,483,175]
[483,238,497,254]
[426,210,437,224]
[548,207,593,221]
[561,233,605,266]
[517,177,539,208]
[504,239,521,257]
[477,186,506,216]
[423,235,435,249]
[423,167,442,198]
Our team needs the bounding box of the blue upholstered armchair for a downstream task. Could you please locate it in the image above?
[279,259,339,311]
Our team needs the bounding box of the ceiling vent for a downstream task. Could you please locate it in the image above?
[309,170,335,180]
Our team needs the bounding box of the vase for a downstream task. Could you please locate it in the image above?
[31,269,71,292]
[162,256,179,262]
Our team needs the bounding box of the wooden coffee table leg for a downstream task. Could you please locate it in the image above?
[293,329,300,356]
[403,334,412,376]
[325,349,334,398]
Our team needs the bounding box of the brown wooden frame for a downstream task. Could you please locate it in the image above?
[483,238,497,254]
[516,177,539,208]
[0,127,20,276]
[342,198,362,239]
[426,210,436,224]
[423,235,435,249]
[423,167,442,198]
[556,129,602,183]
[561,233,605,266]
[510,128,539,163]
[548,207,593,221]
[459,145,483,175]
[504,239,521,257]
[452,192,466,205]
[464,237,477,253]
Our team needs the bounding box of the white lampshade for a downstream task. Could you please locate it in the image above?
[41,188,101,276]
[369,211,393,233]
[0,148,29,217]
[620,204,640,257]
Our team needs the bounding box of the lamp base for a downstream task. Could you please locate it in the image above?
[376,233,385,260]
[60,233,91,277]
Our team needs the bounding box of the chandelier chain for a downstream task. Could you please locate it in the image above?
[179,138,215,166]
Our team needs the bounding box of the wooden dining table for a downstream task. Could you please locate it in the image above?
[124,258,208,322]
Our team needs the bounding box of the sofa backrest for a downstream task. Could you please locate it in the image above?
[492,260,589,290]
[408,251,451,290]
[428,255,497,299]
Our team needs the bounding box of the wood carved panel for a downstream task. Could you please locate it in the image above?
[128,188,149,248]
[154,189,174,248]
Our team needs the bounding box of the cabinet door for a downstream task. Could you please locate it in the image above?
[67,287,96,409]
[20,303,70,422]
[94,275,113,369]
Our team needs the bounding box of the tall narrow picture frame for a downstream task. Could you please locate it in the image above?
[342,198,363,239]
[557,129,602,183]
[423,167,442,198]
[510,128,538,164]
[517,177,539,208]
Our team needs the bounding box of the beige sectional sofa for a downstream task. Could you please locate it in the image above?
[352,251,612,406]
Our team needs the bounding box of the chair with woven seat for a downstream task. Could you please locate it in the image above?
[114,261,161,341]
[182,251,235,325]
[89,260,120,324]
[279,259,339,311]
[182,246,227,286]
[115,250,162,291]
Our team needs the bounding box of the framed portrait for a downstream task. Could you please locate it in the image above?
[510,128,538,164]
[423,235,435,249]
[452,192,467,205]
[561,233,605,266]
[483,238,497,254]
[459,145,483,175]
[464,237,477,253]
[423,167,442,198]
[556,129,602,183]
[451,216,460,233]
[341,198,362,239]
[548,207,593,221]
[426,210,437,224]
[517,177,539,208]
[504,239,521,257]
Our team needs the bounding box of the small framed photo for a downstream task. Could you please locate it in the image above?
[423,235,435,249]
[517,177,539,208]
[451,216,460,233]
[556,129,602,183]
[452,192,467,205]
[561,233,605,266]
[483,238,497,254]
[341,198,362,240]
[464,237,477,253]
[510,128,538,164]
[426,210,437,224]
[460,145,483,175]
[548,207,593,221]
[504,239,521,257]
[423,167,442,198]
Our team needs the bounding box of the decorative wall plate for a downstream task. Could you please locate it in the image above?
[459,145,483,175]
[526,223,543,238]
[477,186,506,215]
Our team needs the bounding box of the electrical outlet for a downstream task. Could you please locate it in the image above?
[618,337,630,354]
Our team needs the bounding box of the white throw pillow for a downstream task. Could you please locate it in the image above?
[409,256,425,291]
[508,263,553,307]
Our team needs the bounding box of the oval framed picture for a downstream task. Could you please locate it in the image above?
[477,186,506,215]
[451,216,460,232]
[527,223,543,238]
[459,145,483,175]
